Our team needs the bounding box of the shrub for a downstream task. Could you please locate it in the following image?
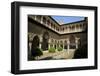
[73,44,87,59]
[57,47,63,51]
[35,48,43,56]
[31,47,43,58]
[49,47,56,53]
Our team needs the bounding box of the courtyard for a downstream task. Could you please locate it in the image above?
[32,49,75,60]
[28,15,88,61]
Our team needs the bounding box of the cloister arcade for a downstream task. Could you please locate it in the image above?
[28,15,87,52]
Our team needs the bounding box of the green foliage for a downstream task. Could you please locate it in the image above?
[35,48,43,56]
[73,44,87,58]
[31,47,43,58]
[57,47,63,51]
[49,47,56,53]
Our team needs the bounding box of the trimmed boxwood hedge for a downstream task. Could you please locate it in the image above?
[49,47,56,53]
[57,47,63,51]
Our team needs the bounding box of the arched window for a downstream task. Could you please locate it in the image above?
[47,20,50,26]
[43,17,46,24]
[64,40,67,44]
[76,24,80,29]
[53,24,55,29]
[51,39,54,43]
[57,27,59,31]
[55,26,57,31]
[69,26,71,30]
[72,25,75,30]
[37,15,41,22]
[51,23,53,28]
[62,27,64,31]
[60,41,63,44]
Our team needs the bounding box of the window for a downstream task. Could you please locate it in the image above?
[43,17,46,24]
[53,24,55,29]
[57,27,59,31]
[72,25,75,30]
[51,39,54,43]
[36,15,41,22]
[47,20,50,26]
[63,27,64,31]
[51,23,53,28]
[64,40,67,44]
[76,24,79,29]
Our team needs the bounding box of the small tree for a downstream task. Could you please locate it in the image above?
[31,47,43,60]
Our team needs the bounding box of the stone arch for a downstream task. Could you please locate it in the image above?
[69,35,76,49]
[54,40,57,49]
[43,17,46,24]
[78,39,81,48]
[64,40,67,44]
[31,35,40,50]
[60,40,63,48]
[55,39,57,44]
[51,39,54,43]
[76,24,80,29]
[72,25,75,30]
[70,35,75,43]
[64,40,67,49]
[41,31,49,50]
[60,40,63,44]
[37,15,41,22]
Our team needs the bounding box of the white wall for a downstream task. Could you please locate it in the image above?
[0,0,99,76]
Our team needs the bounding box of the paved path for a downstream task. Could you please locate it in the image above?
[36,49,75,60]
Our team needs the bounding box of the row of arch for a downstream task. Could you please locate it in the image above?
[29,32,81,51]
[30,15,86,33]
[51,38,75,44]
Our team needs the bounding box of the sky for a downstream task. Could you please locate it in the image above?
[51,16,85,25]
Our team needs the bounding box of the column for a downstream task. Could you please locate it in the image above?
[59,43,60,47]
[35,15,37,20]
[75,38,79,49]
[53,44,54,48]
[39,36,42,49]
[39,43,41,49]
[48,43,50,49]
[63,43,64,51]
[41,16,43,24]
[67,38,70,54]
[67,39,70,50]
